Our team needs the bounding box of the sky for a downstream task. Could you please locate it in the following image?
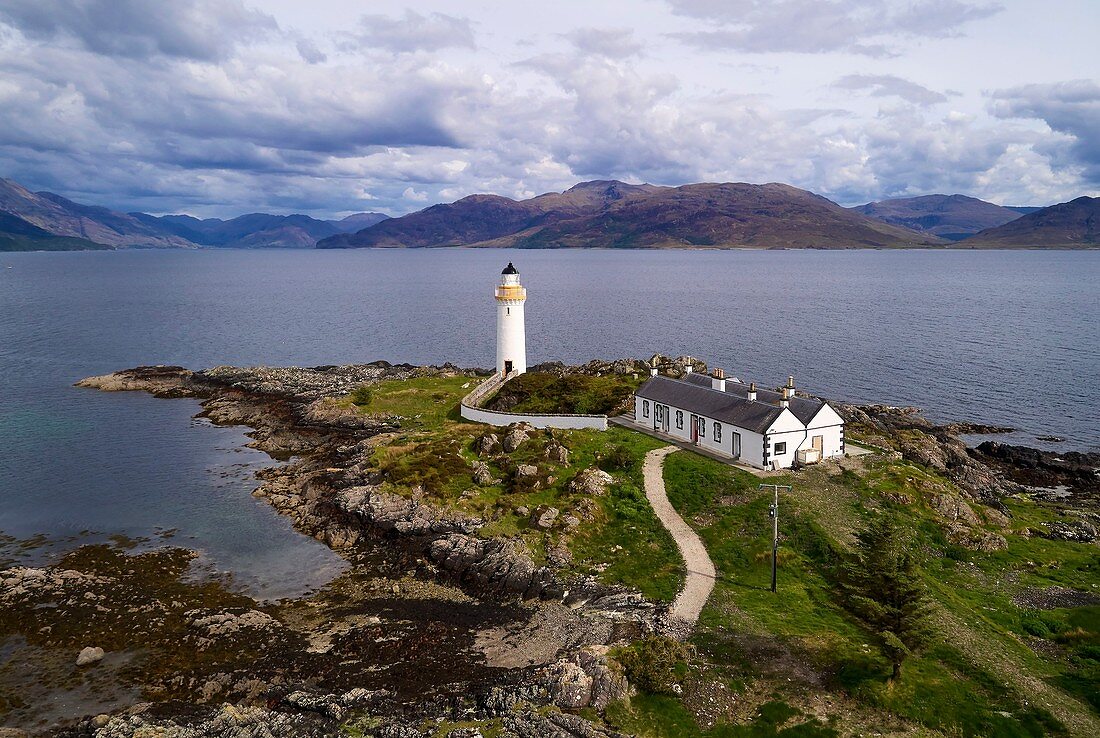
[0,0,1097,218]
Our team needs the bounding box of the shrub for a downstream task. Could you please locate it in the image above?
[616,635,690,695]
[600,443,634,472]
[351,385,374,407]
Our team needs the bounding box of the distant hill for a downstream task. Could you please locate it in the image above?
[0,179,195,249]
[0,211,109,251]
[852,194,1024,241]
[962,196,1099,248]
[1,176,389,250]
[318,180,944,250]
[127,211,390,248]
[1005,206,1042,215]
[329,212,390,233]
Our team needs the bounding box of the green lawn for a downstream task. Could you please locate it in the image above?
[607,449,1090,738]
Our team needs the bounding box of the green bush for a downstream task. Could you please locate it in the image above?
[351,385,374,407]
[616,635,690,695]
[600,444,634,472]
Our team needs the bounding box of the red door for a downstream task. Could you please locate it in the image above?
[690,414,699,444]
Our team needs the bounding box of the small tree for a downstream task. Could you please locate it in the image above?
[838,515,935,681]
[616,635,690,695]
[350,385,373,407]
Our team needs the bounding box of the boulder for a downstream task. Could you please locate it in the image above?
[571,468,614,496]
[76,646,104,666]
[516,464,538,478]
[545,646,629,710]
[531,506,560,530]
[472,461,500,486]
[477,433,501,457]
[546,443,570,464]
[503,424,532,453]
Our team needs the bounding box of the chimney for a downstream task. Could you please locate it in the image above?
[780,395,790,409]
[711,367,726,392]
[747,382,757,402]
[684,365,693,374]
[783,375,795,400]
[649,366,658,377]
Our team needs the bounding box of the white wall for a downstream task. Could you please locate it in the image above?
[797,404,845,459]
[461,403,607,430]
[461,373,606,430]
[763,408,805,469]
[634,396,767,468]
[496,299,526,376]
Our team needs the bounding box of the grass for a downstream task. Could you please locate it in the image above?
[647,449,1089,738]
[607,695,838,737]
[343,375,683,601]
[484,371,643,415]
[340,376,1097,736]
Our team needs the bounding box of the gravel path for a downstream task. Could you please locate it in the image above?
[643,445,716,636]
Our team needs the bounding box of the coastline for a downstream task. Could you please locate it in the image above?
[1,359,1096,735]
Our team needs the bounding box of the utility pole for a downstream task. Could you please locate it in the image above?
[759,484,792,593]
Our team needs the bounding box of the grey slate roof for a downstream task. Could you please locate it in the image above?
[681,372,828,424]
[635,375,784,433]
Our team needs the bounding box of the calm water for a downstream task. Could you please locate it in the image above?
[1,249,1097,594]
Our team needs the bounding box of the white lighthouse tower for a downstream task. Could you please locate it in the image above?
[495,262,527,377]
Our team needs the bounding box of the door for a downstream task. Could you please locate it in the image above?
[663,405,670,433]
[504,360,513,375]
[731,431,741,459]
[812,435,823,455]
[690,414,699,444]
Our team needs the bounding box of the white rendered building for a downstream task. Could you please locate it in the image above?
[495,263,527,377]
[632,370,845,469]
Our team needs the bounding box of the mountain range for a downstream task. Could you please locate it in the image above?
[2,175,1095,251]
[851,194,1028,241]
[0,178,388,250]
[319,180,945,250]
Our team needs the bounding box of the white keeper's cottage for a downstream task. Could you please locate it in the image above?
[632,368,845,470]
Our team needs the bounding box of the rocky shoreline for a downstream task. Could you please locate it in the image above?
[1,359,1095,737]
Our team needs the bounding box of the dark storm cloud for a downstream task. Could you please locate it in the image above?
[991,80,1100,181]
[834,74,949,106]
[667,0,1001,56]
[0,0,277,60]
[342,10,476,54]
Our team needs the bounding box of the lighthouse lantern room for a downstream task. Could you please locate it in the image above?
[495,262,527,377]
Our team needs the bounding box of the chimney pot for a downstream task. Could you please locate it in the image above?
[748,382,757,402]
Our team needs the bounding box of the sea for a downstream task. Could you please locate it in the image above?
[1,248,1097,598]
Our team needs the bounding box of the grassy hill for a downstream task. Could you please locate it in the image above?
[344,369,1097,737]
[604,450,1098,737]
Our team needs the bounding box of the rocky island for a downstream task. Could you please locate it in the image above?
[1,358,1097,737]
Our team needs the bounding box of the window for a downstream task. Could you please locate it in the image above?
[675,410,683,429]
[699,417,706,438]
[507,307,511,315]
[642,400,650,418]
[774,441,787,455]
[713,422,722,442]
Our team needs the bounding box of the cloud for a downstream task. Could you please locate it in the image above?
[667,0,1002,56]
[0,0,277,61]
[562,28,643,59]
[834,74,949,106]
[990,80,1100,181]
[343,10,476,54]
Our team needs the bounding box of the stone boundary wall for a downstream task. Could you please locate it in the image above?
[459,373,608,431]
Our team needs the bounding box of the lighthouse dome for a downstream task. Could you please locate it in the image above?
[501,262,519,275]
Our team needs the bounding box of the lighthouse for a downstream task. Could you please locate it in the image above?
[495,262,527,377]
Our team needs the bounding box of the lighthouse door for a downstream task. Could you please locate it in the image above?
[504,360,513,376]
